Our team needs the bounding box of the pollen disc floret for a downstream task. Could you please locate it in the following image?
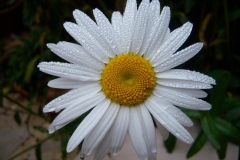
[101,53,156,106]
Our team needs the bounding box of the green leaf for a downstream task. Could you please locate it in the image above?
[217,139,227,160]
[14,111,21,126]
[201,117,221,150]
[24,55,39,83]
[214,118,240,144]
[181,109,203,119]
[187,130,207,158]
[33,126,47,133]
[222,96,240,112]
[225,107,240,123]
[35,144,42,160]
[164,133,176,153]
[208,71,230,116]
[61,135,68,160]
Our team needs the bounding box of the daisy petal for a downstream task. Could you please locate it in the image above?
[48,92,106,133]
[47,42,103,71]
[93,131,112,160]
[154,42,204,72]
[93,9,118,56]
[94,107,129,159]
[156,69,216,85]
[154,118,169,140]
[73,10,114,58]
[144,7,170,59]
[122,0,137,53]
[129,107,148,160]
[81,103,120,155]
[63,22,109,63]
[157,78,212,89]
[148,96,193,126]
[137,104,157,159]
[38,62,100,81]
[156,85,207,98]
[130,0,149,54]
[110,107,130,155]
[154,85,212,110]
[48,78,96,89]
[43,83,101,113]
[146,96,194,144]
[139,0,160,55]
[151,22,193,64]
[67,99,110,152]
[111,11,124,53]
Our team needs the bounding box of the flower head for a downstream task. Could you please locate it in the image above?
[38,0,215,159]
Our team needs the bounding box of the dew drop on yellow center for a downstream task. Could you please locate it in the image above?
[101,53,156,106]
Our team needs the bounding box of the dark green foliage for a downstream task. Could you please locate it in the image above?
[164,133,177,153]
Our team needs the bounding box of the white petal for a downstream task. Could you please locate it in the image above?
[43,83,101,113]
[63,22,109,63]
[156,85,207,98]
[154,85,212,110]
[67,99,111,152]
[110,107,129,155]
[48,92,106,133]
[48,78,96,89]
[37,62,100,81]
[130,0,149,54]
[128,107,148,160]
[111,11,124,54]
[151,22,193,64]
[154,42,203,72]
[156,69,216,85]
[93,9,119,56]
[94,107,129,159]
[137,104,157,159]
[147,96,193,126]
[73,9,114,58]
[81,103,120,155]
[47,42,103,71]
[153,118,169,140]
[146,96,194,144]
[144,7,170,59]
[122,0,137,53]
[157,78,213,89]
[139,0,160,55]
[93,131,112,160]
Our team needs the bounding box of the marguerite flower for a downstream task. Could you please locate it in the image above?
[38,0,216,159]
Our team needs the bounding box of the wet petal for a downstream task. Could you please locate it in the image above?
[154,85,211,110]
[67,99,110,152]
[153,118,169,140]
[47,42,103,71]
[38,62,100,81]
[137,104,157,159]
[64,22,110,63]
[129,107,148,160]
[47,78,96,89]
[156,69,216,85]
[73,9,114,58]
[81,103,120,155]
[48,92,105,133]
[130,0,150,54]
[151,22,193,64]
[146,96,194,144]
[122,0,137,53]
[154,42,203,72]
[43,83,101,113]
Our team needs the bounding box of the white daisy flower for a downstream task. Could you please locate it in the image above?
[38,0,216,159]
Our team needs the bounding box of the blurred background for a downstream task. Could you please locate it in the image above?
[1,0,240,159]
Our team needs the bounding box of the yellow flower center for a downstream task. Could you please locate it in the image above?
[101,54,156,106]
